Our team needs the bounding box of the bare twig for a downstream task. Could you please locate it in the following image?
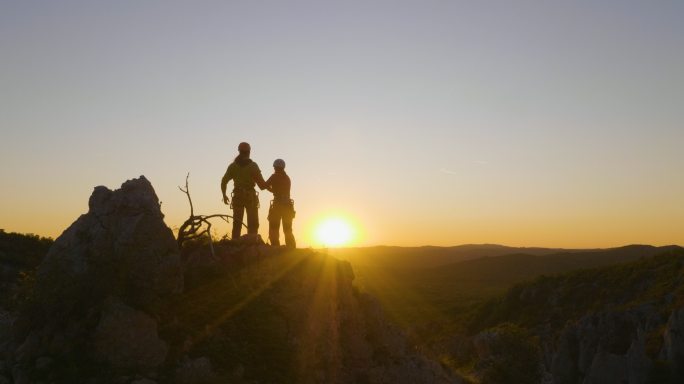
[177,174,247,249]
[178,173,194,218]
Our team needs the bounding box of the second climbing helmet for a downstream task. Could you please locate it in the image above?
[273,159,286,169]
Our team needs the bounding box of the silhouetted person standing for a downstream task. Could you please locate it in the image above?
[266,159,296,248]
[221,142,267,240]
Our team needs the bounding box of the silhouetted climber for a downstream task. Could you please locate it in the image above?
[265,158,296,248]
[221,142,268,240]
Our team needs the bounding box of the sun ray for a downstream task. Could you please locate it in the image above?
[297,255,342,381]
[177,251,309,351]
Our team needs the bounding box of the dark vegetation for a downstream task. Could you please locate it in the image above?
[0,230,52,269]
[470,323,542,384]
[0,230,52,309]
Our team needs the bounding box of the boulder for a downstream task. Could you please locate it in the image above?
[93,297,168,370]
[32,176,183,316]
[33,356,52,371]
[0,310,13,345]
[131,379,157,384]
[175,356,216,384]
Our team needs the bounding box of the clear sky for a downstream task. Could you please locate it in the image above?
[2,0,683,248]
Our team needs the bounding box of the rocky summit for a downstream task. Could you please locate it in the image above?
[0,176,459,384]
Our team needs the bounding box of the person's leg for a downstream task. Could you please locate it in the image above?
[268,205,282,246]
[246,201,259,235]
[283,206,296,249]
[232,204,245,240]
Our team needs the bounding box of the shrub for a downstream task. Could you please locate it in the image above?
[476,323,542,384]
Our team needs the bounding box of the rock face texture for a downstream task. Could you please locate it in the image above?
[663,307,684,380]
[35,176,183,312]
[8,176,183,382]
[93,297,169,370]
[549,308,657,384]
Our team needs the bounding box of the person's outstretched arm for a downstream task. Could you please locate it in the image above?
[252,164,268,190]
[255,172,268,190]
[264,174,274,193]
[221,166,232,204]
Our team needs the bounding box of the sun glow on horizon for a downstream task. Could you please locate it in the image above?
[314,217,355,247]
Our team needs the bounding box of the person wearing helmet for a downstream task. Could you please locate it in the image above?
[265,158,296,248]
[221,142,268,240]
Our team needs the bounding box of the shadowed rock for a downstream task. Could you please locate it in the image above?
[93,297,168,370]
[10,176,182,381]
[33,176,183,314]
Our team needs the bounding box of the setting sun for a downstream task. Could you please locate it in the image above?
[314,217,354,247]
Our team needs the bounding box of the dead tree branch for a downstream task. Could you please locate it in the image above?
[177,173,247,249]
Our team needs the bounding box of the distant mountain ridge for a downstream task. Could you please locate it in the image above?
[427,244,683,286]
[332,244,572,269]
[332,244,681,270]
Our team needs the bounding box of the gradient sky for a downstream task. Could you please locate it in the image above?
[2,1,683,248]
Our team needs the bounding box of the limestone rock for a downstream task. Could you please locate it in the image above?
[663,307,684,380]
[93,297,168,369]
[10,176,182,380]
[549,309,656,384]
[0,310,13,346]
[175,356,216,384]
[33,176,183,315]
[131,379,157,384]
[34,356,52,371]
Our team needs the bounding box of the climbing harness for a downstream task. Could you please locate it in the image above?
[230,188,260,209]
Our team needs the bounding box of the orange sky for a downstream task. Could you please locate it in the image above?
[2,1,683,248]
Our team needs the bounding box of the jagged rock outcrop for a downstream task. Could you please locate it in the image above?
[549,309,657,384]
[662,307,684,380]
[93,297,169,370]
[8,176,183,382]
